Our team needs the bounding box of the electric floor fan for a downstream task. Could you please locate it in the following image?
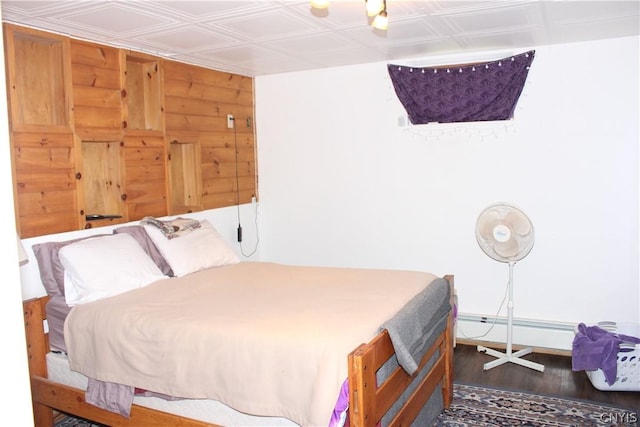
[475,202,544,372]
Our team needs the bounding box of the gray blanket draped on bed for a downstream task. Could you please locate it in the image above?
[379,277,451,426]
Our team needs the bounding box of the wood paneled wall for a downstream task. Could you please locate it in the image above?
[3,23,256,238]
[163,61,256,212]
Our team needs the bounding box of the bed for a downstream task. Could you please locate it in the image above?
[21,219,455,427]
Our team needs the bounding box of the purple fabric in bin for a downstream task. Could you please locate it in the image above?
[572,323,640,385]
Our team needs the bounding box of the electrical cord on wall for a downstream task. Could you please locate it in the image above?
[232,115,259,258]
[456,277,509,340]
[232,116,242,242]
[240,201,260,258]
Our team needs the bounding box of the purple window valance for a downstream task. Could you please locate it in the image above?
[388,50,535,124]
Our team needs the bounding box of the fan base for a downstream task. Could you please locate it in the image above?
[477,345,545,372]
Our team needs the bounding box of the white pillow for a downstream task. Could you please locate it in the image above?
[60,233,167,306]
[142,219,239,277]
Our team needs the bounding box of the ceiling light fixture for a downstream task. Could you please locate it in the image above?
[372,4,388,31]
[366,0,384,16]
[310,0,330,9]
[311,0,389,30]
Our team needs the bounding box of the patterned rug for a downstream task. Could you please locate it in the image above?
[434,383,639,426]
[54,413,104,427]
[54,383,639,426]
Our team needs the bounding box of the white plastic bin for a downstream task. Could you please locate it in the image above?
[583,322,640,392]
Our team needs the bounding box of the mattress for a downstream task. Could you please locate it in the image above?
[46,351,298,426]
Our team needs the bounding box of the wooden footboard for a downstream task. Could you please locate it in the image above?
[23,274,454,427]
[347,275,454,427]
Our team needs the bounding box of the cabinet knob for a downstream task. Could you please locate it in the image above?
[121,193,127,201]
[75,172,82,180]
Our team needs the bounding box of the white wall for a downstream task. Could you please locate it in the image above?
[0,14,36,424]
[254,36,640,346]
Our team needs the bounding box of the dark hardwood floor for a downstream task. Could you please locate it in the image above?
[453,343,640,409]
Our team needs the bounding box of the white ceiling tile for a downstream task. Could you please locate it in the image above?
[203,9,322,40]
[136,26,239,52]
[286,1,373,27]
[1,0,638,77]
[1,1,85,15]
[440,3,544,35]
[146,1,267,19]
[428,0,538,15]
[377,18,445,42]
[261,31,360,54]
[48,3,175,35]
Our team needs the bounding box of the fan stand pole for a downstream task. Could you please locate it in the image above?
[477,262,544,372]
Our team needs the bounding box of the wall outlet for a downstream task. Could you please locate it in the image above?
[227,114,234,129]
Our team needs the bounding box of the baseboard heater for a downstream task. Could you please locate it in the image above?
[456,313,577,352]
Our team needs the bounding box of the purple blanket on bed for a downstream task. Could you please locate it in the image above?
[571,323,640,385]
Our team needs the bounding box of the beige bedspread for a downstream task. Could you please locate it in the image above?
[65,262,439,427]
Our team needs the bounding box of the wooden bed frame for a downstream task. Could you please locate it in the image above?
[23,275,454,427]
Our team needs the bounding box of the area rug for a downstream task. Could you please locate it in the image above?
[54,413,104,427]
[434,383,639,426]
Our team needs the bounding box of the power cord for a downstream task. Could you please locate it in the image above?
[232,116,242,241]
[231,115,259,258]
[456,277,510,340]
[239,200,259,258]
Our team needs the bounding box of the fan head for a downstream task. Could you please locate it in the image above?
[475,202,534,263]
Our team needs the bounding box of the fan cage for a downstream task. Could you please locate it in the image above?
[475,202,534,263]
